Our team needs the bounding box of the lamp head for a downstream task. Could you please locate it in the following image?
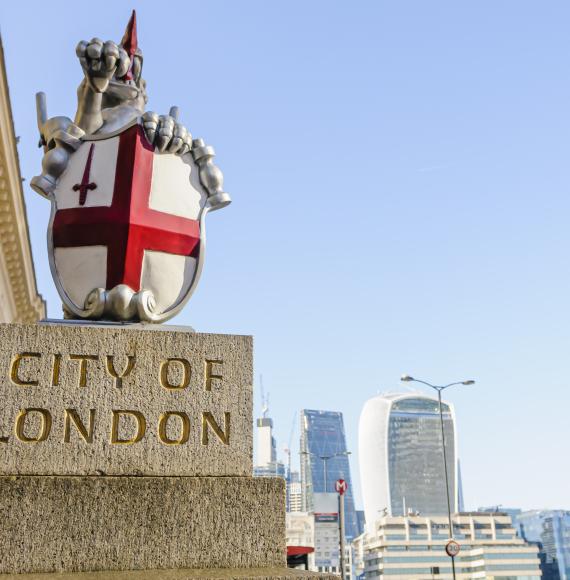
[400,374,414,382]
[462,380,475,385]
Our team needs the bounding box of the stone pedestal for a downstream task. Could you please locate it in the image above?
[0,323,252,477]
[0,323,327,579]
[0,476,284,574]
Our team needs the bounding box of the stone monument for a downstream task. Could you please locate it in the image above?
[0,12,333,580]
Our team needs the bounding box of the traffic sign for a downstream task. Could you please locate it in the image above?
[445,539,461,557]
[335,479,348,495]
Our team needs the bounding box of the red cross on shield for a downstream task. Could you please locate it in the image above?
[48,122,209,322]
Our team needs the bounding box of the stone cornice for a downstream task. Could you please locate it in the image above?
[0,37,45,322]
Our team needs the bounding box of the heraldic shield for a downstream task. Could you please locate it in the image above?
[33,11,230,323]
[47,121,213,323]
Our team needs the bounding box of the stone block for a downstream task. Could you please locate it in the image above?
[0,323,252,476]
[0,475,284,575]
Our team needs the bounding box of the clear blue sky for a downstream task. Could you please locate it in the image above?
[1,1,569,511]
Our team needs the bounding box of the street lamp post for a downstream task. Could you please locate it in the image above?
[400,374,475,580]
[301,450,351,493]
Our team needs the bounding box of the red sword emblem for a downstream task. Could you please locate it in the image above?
[72,143,97,205]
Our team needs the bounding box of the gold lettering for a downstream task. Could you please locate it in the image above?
[52,353,62,386]
[10,352,41,386]
[159,358,191,390]
[201,411,230,445]
[204,359,223,391]
[105,355,136,388]
[15,408,52,442]
[64,409,95,443]
[158,411,190,445]
[110,410,146,444]
[69,354,98,388]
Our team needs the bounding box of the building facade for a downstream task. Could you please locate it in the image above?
[354,512,542,579]
[285,512,315,570]
[357,510,367,537]
[0,39,45,323]
[256,416,277,466]
[313,492,341,574]
[286,511,316,569]
[254,414,285,478]
[288,477,303,513]
[359,393,458,528]
[300,409,359,539]
[514,510,570,580]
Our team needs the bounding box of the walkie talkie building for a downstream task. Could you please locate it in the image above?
[359,393,458,530]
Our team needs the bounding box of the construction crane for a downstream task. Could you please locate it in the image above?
[259,374,269,419]
[283,411,297,483]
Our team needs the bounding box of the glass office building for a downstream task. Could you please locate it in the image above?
[514,510,570,580]
[300,409,359,539]
[359,393,458,529]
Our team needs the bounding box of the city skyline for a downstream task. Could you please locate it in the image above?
[1,0,569,511]
[255,386,567,515]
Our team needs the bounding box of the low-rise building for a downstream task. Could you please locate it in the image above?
[287,494,356,576]
[286,512,315,570]
[313,492,341,574]
[354,512,542,579]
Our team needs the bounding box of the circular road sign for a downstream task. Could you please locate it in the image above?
[335,479,348,495]
[445,540,461,557]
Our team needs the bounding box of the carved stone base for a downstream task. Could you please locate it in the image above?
[0,323,252,477]
[0,476,285,575]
